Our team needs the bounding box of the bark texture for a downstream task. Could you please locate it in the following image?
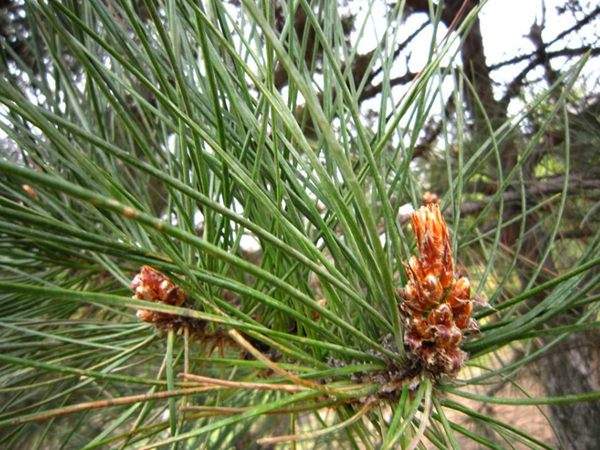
[538,330,600,449]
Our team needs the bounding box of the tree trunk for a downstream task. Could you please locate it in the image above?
[538,330,600,449]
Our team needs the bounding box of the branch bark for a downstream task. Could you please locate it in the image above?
[460,175,600,216]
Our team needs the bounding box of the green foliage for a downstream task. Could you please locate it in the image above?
[0,1,598,448]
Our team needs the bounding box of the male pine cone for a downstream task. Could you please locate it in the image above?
[398,203,477,375]
[131,265,187,323]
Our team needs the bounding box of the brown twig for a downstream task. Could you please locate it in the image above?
[501,46,600,106]
[179,373,307,393]
[227,329,328,393]
[460,175,600,216]
[0,386,216,428]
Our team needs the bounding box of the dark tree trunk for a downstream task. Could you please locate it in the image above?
[538,330,600,449]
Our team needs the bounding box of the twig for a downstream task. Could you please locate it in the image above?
[501,46,600,105]
[0,386,215,428]
[227,329,328,393]
[179,373,307,393]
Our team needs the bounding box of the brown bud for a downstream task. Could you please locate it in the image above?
[131,266,186,326]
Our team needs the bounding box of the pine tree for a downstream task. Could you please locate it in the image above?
[1,1,599,448]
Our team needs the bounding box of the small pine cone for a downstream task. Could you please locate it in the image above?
[131,266,187,326]
[399,203,478,376]
[131,266,186,306]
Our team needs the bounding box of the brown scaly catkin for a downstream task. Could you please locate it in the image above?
[131,265,205,334]
[129,267,279,359]
[398,203,478,375]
